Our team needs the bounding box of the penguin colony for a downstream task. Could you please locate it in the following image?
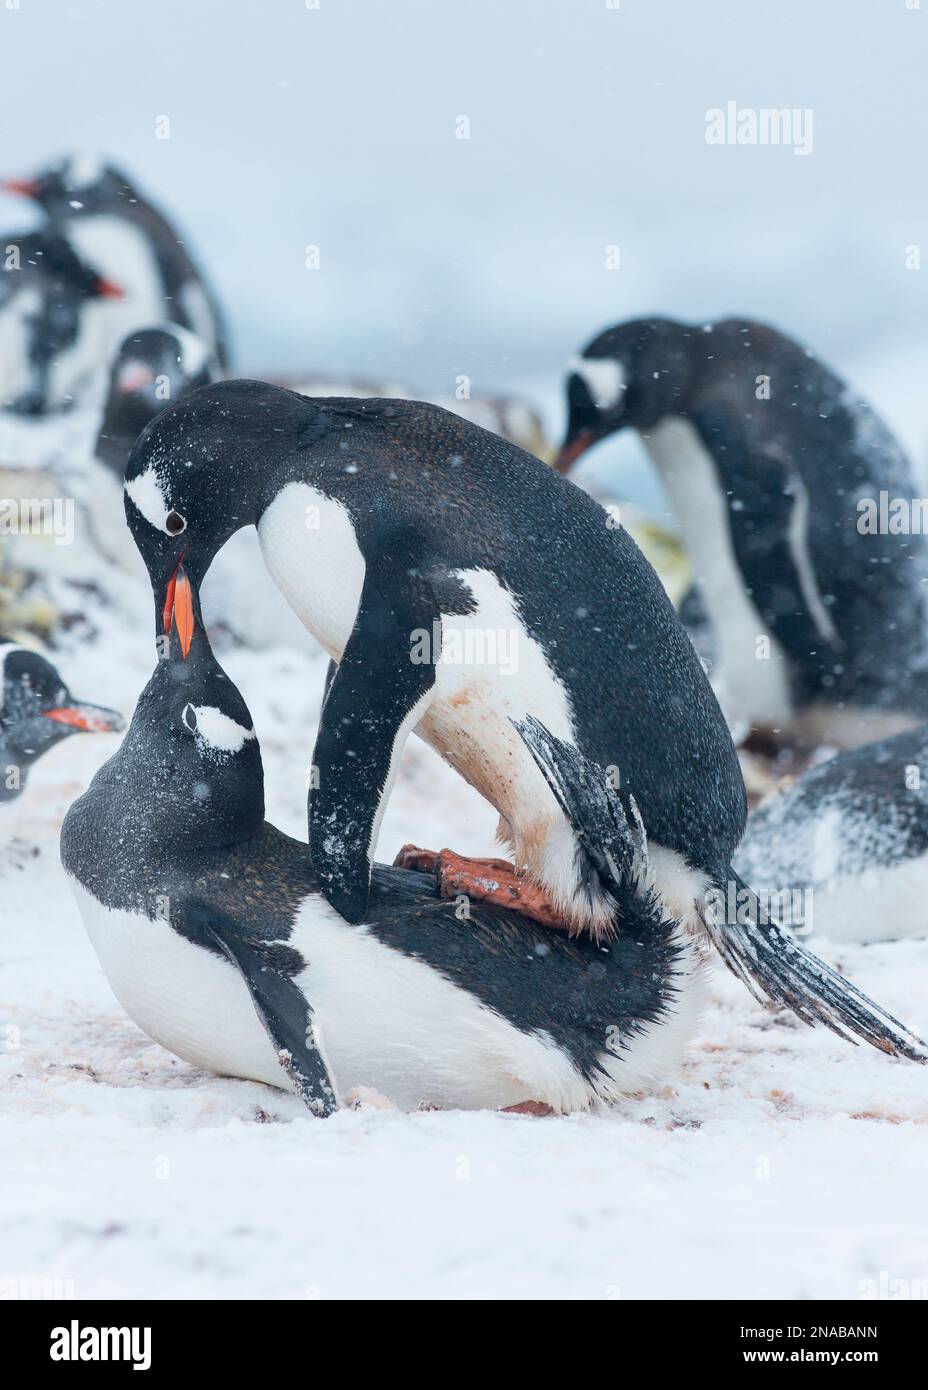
[2,153,926,1116]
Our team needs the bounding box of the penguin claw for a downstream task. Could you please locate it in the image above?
[500,1100,555,1116]
[436,849,569,930]
[393,843,440,874]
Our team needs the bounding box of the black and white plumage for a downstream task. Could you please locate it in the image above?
[15,324,222,578]
[94,324,219,479]
[556,316,928,748]
[0,230,123,414]
[119,380,928,1058]
[0,639,123,817]
[3,154,230,374]
[61,596,708,1114]
[735,725,928,945]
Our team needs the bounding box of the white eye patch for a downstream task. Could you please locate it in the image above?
[182,704,255,756]
[66,152,106,189]
[124,466,174,533]
[171,323,210,378]
[568,354,627,411]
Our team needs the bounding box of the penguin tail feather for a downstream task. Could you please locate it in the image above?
[707,872,928,1064]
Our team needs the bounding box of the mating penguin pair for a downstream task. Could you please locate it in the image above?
[63,578,928,1113]
[118,379,926,1064]
[62,574,707,1114]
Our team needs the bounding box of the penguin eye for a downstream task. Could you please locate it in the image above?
[182,703,198,733]
[165,510,186,536]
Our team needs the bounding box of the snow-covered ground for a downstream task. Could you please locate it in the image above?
[2,437,927,1300]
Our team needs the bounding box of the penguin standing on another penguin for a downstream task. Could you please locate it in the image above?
[121,379,927,1057]
[3,154,230,373]
[0,639,123,839]
[61,574,710,1114]
[62,576,928,1112]
[0,230,124,414]
[555,317,928,749]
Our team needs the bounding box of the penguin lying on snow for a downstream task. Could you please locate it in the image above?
[61,577,928,1113]
[62,573,708,1114]
[736,726,928,945]
[0,230,123,414]
[1,639,123,814]
[122,381,927,1056]
[556,317,928,749]
[3,153,230,373]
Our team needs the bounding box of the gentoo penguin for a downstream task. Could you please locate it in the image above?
[735,725,928,945]
[68,324,221,576]
[555,317,928,748]
[61,580,927,1115]
[0,639,123,810]
[122,381,928,1054]
[0,230,123,413]
[94,325,219,479]
[3,154,229,370]
[60,575,710,1112]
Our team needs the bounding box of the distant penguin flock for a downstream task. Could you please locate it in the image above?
[1,151,927,1115]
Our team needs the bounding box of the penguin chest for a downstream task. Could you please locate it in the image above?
[643,417,793,726]
[258,487,575,809]
[258,483,365,659]
[50,218,166,403]
[70,879,288,1092]
[421,568,577,833]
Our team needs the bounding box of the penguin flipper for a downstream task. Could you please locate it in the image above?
[187,902,338,1115]
[309,554,438,924]
[706,873,928,1064]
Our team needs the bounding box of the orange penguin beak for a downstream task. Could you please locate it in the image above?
[1,177,39,197]
[553,431,597,475]
[43,703,125,733]
[163,562,196,660]
[93,275,126,300]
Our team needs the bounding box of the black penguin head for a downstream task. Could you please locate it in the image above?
[124,379,308,644]
[95,325,220,479]
[117,570,265,853]
[554,317,697,473]
[1,154,132,220]
[0,641,124,801]
[0,230,123,414]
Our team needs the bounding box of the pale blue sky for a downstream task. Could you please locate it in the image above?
[2,0,925,431]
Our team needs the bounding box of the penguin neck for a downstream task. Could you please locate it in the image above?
[96,397,154,477]
[80,663,265,870]
[624,318,700,430]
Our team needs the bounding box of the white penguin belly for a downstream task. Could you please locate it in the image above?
[800,854,928,944]
[70,879,288,1090]
[71,878,703,1109]
[643,417,792,728]
[48,218,166,406]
